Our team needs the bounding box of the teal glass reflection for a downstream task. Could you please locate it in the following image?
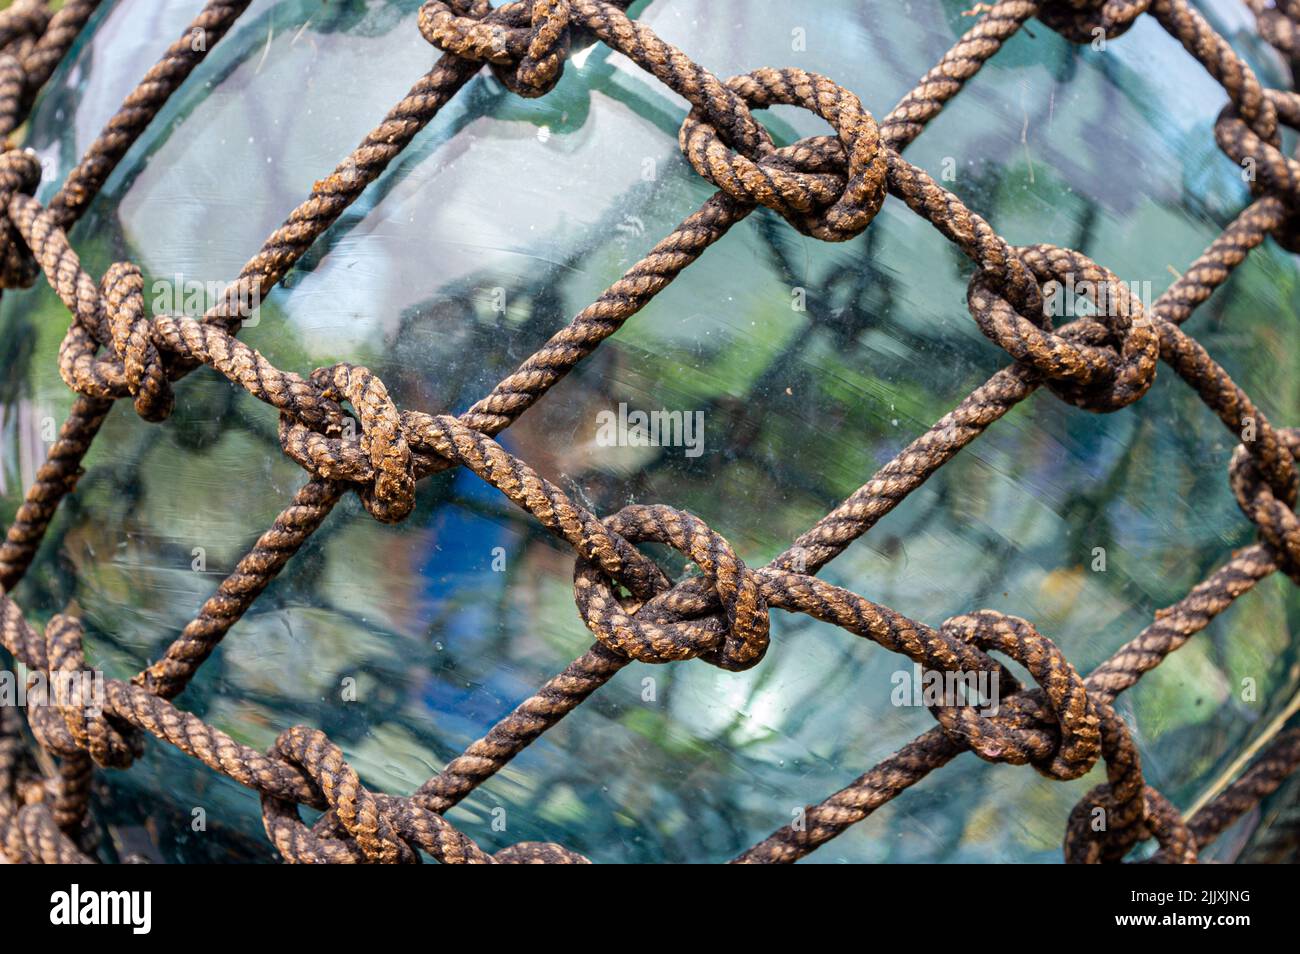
[1,0,1299,862]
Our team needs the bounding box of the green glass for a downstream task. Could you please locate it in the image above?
[1,0,1298,862]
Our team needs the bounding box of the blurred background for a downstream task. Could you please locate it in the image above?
[2,0,1300,862]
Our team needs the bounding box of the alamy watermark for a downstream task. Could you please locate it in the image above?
[1042,273,1154,320]
[890,663,999,715]
[151,273,262,327]
[50,884,151,934]
[0,663,105,713]
[595,403,705,458]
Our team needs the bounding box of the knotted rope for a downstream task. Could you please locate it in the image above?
[1,0,1299,866]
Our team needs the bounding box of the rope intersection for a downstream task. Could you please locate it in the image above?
[0,0,1299,863]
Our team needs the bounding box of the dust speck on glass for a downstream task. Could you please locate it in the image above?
[2,0,1298,862]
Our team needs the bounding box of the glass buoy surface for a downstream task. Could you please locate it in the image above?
[1,0,1298,862]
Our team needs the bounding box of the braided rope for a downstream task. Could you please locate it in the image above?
[0,0,1298,864]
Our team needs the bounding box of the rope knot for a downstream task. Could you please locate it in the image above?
[26,614,140,770]
[573,504,770,671]
[1037,0,1149,43]
[1215,91,1300,251]
[0,146,40,289]
[56,261,177,421]
[418,0,571,98]
[931,611,1101,780]
[100,262,175,421]
[1230,427,1300,583]
[679,67,888,242]
[260,726,588,863]
[262,726,420,864]
[1065,783,1197,863]
[967,244,1157,412]
[278,363,417,523]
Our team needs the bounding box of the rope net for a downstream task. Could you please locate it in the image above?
[1,0,1299,864]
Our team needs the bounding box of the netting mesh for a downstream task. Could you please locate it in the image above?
[1,0,1300,864]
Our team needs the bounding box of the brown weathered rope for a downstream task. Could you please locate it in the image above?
[0,0,1299,864]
